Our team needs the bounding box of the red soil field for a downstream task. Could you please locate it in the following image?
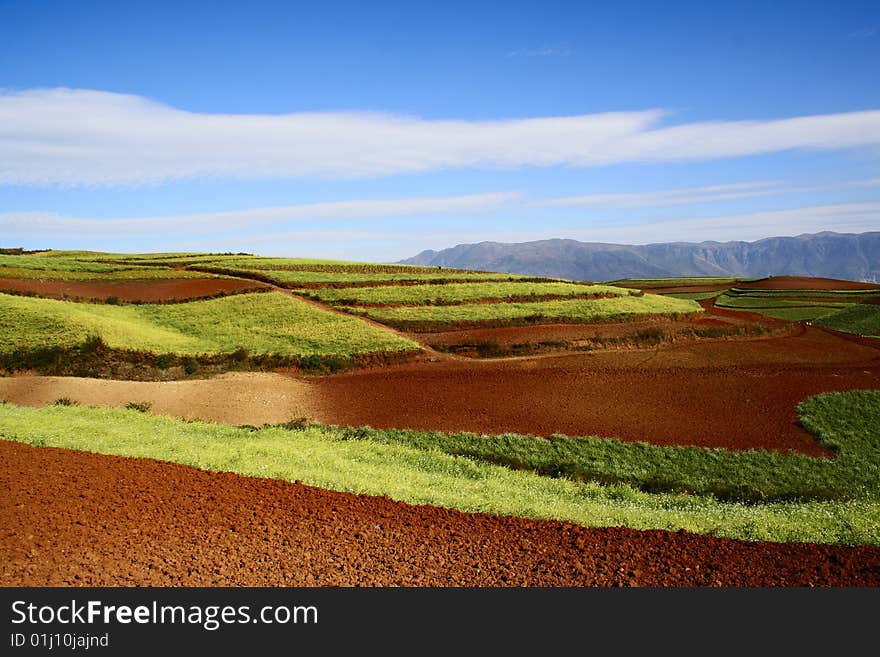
[620,283,734,294]
[417,306,781,350]
[311,325,880,456]
[0,277,268,302]
[3,441,877,587]
[737,276,880,291]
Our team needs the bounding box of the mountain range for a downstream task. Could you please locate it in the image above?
[400,231,880,282]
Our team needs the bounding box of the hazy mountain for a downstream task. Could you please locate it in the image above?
[400,231,880,282]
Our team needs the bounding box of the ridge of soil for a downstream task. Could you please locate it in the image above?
[3,441,877,587]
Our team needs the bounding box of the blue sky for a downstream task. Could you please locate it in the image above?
[1,0,879,261]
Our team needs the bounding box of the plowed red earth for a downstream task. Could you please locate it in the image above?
[0,277,267,302]
[313,325,880,456]
[3,441,877,587]
[622,283,733,294]
[737,276,880,290]
[419,309,771,349]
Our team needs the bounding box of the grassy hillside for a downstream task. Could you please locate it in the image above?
[1,391,877,545]
[0,291,418,357]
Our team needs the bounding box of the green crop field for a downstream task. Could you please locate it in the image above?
[714,289,868,322]
[0,254,222,281]
[0,250,538,290]
[814,304,880,337]
[665,291,724,301]
[608,277,743,287]
[1,389,877,545]
[751,306,851,321]
[193,256,461,272]
[0,291,418,357]
[192,266,528,287]
[0,267,217,282]
[298,281,621,306]
[350,294,701,328]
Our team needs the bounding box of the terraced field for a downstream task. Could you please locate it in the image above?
[350,294,701,331]
[2,253,879,586]
[715,287,880,329]
[296,280,614,306]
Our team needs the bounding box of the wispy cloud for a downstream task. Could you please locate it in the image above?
[848,27,877,39]
[534,177,880,209]
[507,42,572,57]
[585,202,880,244]
[0,191,520,237]
[2,88,880,186]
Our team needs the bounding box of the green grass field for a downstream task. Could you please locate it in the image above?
[814,304,880,337]
[193,266,528,287]
[0,267,218,282]
[0,251,509,285]
[0,253,222,281]
[298,281,623,306]
[350,294,701,327]
[0,291,418,357]
[608,277,743,287]
[665,291,723,301]
[1,390,877,545]
[191,256,468,272]
[714,289,866,322]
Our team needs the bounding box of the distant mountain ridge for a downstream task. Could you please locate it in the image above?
[399,231,880,283]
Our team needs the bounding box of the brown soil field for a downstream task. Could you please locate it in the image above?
[0,277,268,302]
[3,440,877,586]
[737,276,880,291]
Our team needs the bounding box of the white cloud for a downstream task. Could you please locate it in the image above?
[0,192,520,237]
[2,88,880,186]
[535,180,784,209]
[595,202,880,243]
[848,27,877,39]
[534,177,880,209]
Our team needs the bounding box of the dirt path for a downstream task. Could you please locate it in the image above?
[0,373,322,426]
[3,441,877,587]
